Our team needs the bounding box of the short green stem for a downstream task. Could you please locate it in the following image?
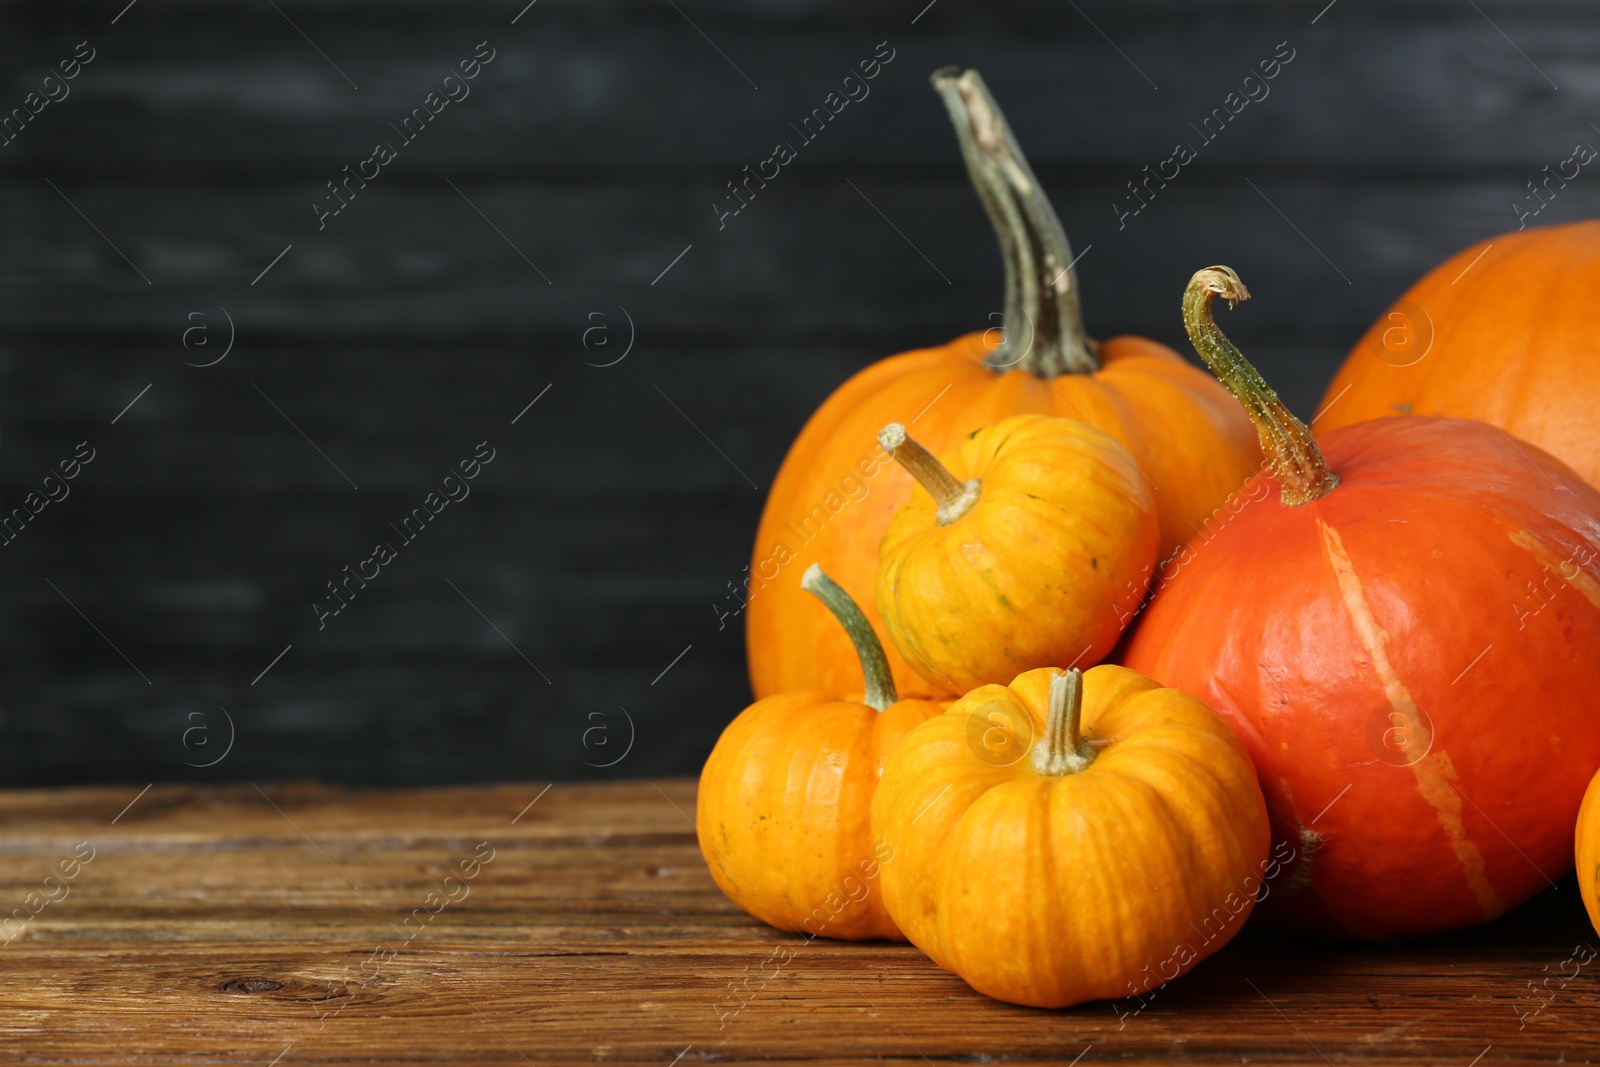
[931,67,1098,378]
[1033,669,1095,776]
[878,423,980,525]
[801,564,897,712]
[1181,267,1339,507]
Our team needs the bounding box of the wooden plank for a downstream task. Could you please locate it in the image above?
[0,781,1592,1064]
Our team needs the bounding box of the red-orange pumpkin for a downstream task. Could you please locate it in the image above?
[1319,221,1600,488]
[1122,266,1600,941]
[745,68,1260,702]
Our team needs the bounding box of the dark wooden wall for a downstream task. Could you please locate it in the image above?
[1,0,1594,786]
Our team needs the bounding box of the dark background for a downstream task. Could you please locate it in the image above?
[0,0,1593,786]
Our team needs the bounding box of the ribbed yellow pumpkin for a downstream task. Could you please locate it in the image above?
[874,414,1159,693]
[872,665,1270,1007]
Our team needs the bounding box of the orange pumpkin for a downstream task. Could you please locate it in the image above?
[1319,221,1600,488]
[1123,266,1600,940]
[874,414,1159,692]
[745,68,1261,702]
[1578,769,1600,939]
[698,565,942,940]
[872,665,1270,1008]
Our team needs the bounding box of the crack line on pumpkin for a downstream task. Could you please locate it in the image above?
[1317,519,1503,918]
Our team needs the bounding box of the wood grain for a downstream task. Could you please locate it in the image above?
[0,780,1593,1065]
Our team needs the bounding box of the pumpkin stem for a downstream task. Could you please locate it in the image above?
[932,67,1098,379]
[800,564,897,712]
[1033,668,1094,776]
[878,423,980,525]
[1181,267,1339,507]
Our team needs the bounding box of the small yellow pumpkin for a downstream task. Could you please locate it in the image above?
[697,566,942,940]
[872,665,1270,1007]
[874,414,1159,693]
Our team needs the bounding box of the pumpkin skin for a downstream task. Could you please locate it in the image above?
[744,69,1260,703]
[1122,267,1600,941]
[872,665,1270,1008]
[698,567,943,940]
[875,413,1159,692]
[1319,221,1600,488]
[697,690,942,940]
[1578,769,1600,939]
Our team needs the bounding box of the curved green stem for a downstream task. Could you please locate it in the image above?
[931,67,1097,378]
[801,564,897,712]
[1182,267,1339,507]
[1033,669,1095,776]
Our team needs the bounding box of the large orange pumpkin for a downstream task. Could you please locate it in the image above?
[698,565,942,940]
[872,665,1270,1008]
[1122,266,1600,941]
[1319,221,1600,488]
[744,68,1261,702]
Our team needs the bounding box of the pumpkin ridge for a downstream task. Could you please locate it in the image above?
[1422,230,1540,409]
[1507,527,1600,611]
[1089,739,1253,883]
[1317,518,1502,918]
[1411,749,1504,918]
[1039,781,1136,995]
[1042,759,1237,991]
[1494,236,1570,430]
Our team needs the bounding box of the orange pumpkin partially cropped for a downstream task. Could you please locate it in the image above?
[744,68,1261,702]
[1123,266,1600,941]
[1319,221,1600,488]
[698,566,942,940]
[872,665,1270,1008]
[1580,769,1600,940]
[1578,770,1600,940]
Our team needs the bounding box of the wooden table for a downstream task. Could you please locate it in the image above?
[0,781,1592,1065]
